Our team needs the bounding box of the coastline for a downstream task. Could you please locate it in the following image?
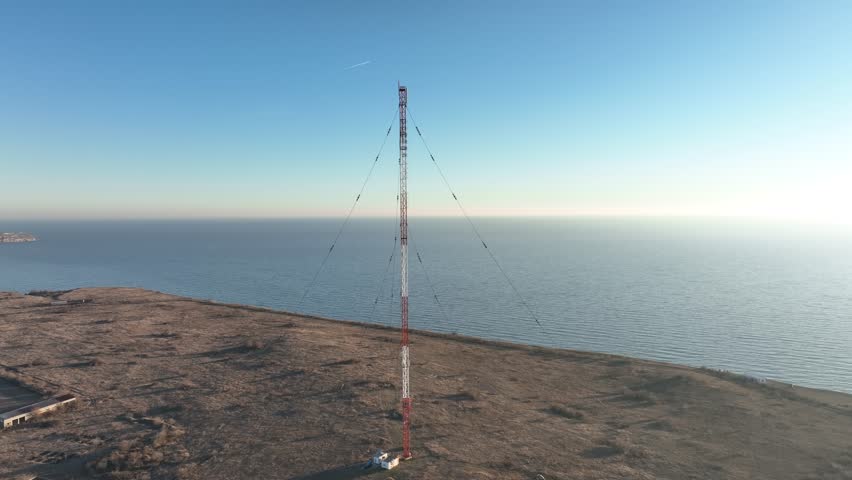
[1,287,851,479]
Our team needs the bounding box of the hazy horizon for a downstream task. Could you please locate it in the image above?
[2,2,850,224]
[4,216,852,240]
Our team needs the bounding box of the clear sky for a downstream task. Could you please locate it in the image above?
[1,1,850,222]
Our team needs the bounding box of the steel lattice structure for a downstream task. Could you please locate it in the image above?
[398,84,412,460]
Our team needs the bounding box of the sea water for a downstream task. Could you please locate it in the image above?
[1,218,851,393]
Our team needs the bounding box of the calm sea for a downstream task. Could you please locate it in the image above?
[1,218,851,393]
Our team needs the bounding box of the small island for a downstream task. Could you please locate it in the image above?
[0,232,37,243]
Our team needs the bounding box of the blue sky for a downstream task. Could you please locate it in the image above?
[1,1,850,222]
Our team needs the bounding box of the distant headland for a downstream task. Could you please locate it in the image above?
[0,232,37,243]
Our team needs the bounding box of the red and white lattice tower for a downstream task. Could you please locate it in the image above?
[398,84,412,460]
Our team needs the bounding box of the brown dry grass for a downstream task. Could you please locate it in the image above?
[1,287,851,480]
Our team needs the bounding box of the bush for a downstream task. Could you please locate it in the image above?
[620,387,657,404]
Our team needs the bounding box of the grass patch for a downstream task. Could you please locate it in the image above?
[620,387,657,404]
[546,405,585,420]
[26,289,72,299]
[645,419,674,431]
[149,331,179,339]
[442,391,477,402]
[26,358,48,367]
[700,367,767,386]
[88,420,186,475]
[322,358,358,367]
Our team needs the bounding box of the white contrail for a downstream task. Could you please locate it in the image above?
[343,60,372,71]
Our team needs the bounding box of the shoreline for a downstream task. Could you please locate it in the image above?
[168,294,847,395]
[16,286,850,396]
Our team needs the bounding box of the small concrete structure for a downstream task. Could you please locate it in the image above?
[367,450,400,470]
[372,450,388,465]
[1,394,76,429]
[381,455,400,470]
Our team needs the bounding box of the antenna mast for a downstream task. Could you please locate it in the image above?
[398,84,412,460]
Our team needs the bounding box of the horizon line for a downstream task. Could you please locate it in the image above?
[2,213,850,225]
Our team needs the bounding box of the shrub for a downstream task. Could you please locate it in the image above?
[620,387,657,404]
[547,405,584,420]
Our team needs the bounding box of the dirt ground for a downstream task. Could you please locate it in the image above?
[1,288,851,480]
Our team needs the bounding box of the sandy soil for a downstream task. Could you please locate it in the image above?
[1,287,851,480]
